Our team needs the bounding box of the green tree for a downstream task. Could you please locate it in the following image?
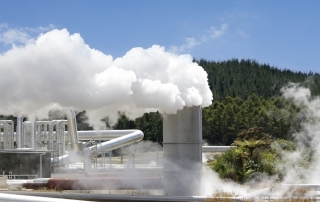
[112,111,135,130]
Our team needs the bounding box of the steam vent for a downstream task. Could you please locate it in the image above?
[163,106,202,196]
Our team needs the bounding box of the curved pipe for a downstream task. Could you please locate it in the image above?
[63,108,79,152]
[51,130,144,164]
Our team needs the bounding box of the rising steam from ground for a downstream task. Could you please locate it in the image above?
[0,28,212,127]
[200,83,320,196]
[280,83,320,184]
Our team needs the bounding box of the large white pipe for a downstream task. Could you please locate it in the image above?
[63,108,79,152]
[36,121,50,145]
[51,130,144,164]
[76,130,142,140]
[202,146,235,153]
[16,112,26,148]
[56,120,68,155]
[1,192,207,201]
[2,130,139,142]
[0,192,90,202]
[0,120,14,149]
[48,120,59,150]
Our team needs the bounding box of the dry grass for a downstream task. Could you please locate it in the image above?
[205,190,316,202]
[205,190,244,202]
[32,187,62,192]
[126,190,151,196]
[271,198,316,202]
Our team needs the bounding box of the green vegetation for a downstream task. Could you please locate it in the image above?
[197,58,320,101]
[208,127,298,183]
[202,95,301,145]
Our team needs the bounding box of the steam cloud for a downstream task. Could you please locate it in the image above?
[281,83,320,184]
[0,29,212,126]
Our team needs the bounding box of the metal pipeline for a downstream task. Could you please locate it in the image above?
[56,120,68,155]
[1,191,206,201]
[0,120,14,149]
[202,146,235,152]
[30,116,37,149]
[64,108,79,152]
[0,192,91,202]
[51,130,144,164]
[22,177,162,190]
[76,130,143,141]
[36,121,50,146]
[48,120,59,150]
[16,112,26,148]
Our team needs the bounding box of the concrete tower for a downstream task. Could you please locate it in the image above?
[163,106,202,196]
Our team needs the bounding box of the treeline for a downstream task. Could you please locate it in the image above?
[197,58,320,101]
[202,94,301,145]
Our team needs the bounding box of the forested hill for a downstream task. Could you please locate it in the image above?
[196,59,320,101]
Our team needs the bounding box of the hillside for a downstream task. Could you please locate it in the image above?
[197,58,320,101]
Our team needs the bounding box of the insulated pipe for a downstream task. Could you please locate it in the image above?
[51,130,144,164]
[30,116,37,149]
[16,112,26,148]
[0,192,90,202]
[0,120,14,149]
[56,121,68,155]
[63,108,79,152]
[0,192,206,202]
[2,130,134,142]
[48,120,59,150]
[23,121,31,148]
[202,146,235,153]
[36,121,50,144]
[76,130,143,140]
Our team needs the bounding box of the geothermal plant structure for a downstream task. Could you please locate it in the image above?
[163,106,202,196]
[0,106,204,197]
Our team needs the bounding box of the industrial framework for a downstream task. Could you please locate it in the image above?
[0,108,144,179]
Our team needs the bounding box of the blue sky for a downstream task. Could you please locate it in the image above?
[0,1,319,73]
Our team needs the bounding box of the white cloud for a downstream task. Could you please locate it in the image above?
[0,24,56,46]
[169,23,228,54]
[170,37,202,53]
[210,23,228,38]
[0,28,31,45]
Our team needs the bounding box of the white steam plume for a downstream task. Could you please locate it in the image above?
[280,83,320,184]
[0,28,212,126]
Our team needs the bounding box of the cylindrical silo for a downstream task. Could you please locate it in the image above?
[163,106,202,196]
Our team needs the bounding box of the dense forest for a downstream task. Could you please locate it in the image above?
[198,58,320,101]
